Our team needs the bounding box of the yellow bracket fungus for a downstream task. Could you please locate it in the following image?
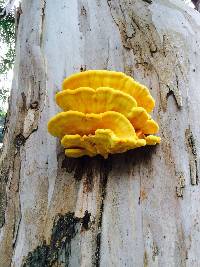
[48,70,160,158]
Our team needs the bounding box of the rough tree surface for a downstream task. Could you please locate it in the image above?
[1,0,200,266]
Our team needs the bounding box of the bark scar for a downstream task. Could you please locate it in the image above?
[166,82,183,110]
[176,174,185,198]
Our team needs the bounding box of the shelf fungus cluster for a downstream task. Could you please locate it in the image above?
[48,70,160,158]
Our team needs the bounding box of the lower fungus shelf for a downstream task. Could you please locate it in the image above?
[61,129,160,159]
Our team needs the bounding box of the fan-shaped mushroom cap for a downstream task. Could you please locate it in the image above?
[127,107,159,134]
[61,134,97,154]
[56,87,137,113]
[62,70,155,112]
[48,111,136,139]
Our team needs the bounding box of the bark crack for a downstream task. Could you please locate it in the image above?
[94,159,112,266]
[142,0,152,3]
[104,38,110,69]
[40,0,46,47]
[185,128,199,185]
[176,174,186,198]
[12,199,22,255]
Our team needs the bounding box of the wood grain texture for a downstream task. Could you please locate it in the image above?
[0,0,200,266]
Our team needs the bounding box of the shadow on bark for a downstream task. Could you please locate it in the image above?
[22,146,157,266]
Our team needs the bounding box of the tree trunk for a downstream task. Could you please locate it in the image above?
[1,0,200,266]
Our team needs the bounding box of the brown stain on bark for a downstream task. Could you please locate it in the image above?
[140,188,148,202]
[152,242,159,261]
[144,251,148,267]
[61,156,96,193]
[78,0,91,34]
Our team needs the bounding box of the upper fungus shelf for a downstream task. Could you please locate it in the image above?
[62,70,155,113]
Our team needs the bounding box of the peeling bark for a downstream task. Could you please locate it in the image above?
[1,0,200,266]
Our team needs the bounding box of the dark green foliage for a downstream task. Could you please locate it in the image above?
[0,0,15,135]
[0,0,15,74]
[0,86,8,142]
[0,109,6,142]
[0,86,9,102]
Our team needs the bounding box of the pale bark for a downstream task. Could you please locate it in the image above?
[1,0,200,266]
